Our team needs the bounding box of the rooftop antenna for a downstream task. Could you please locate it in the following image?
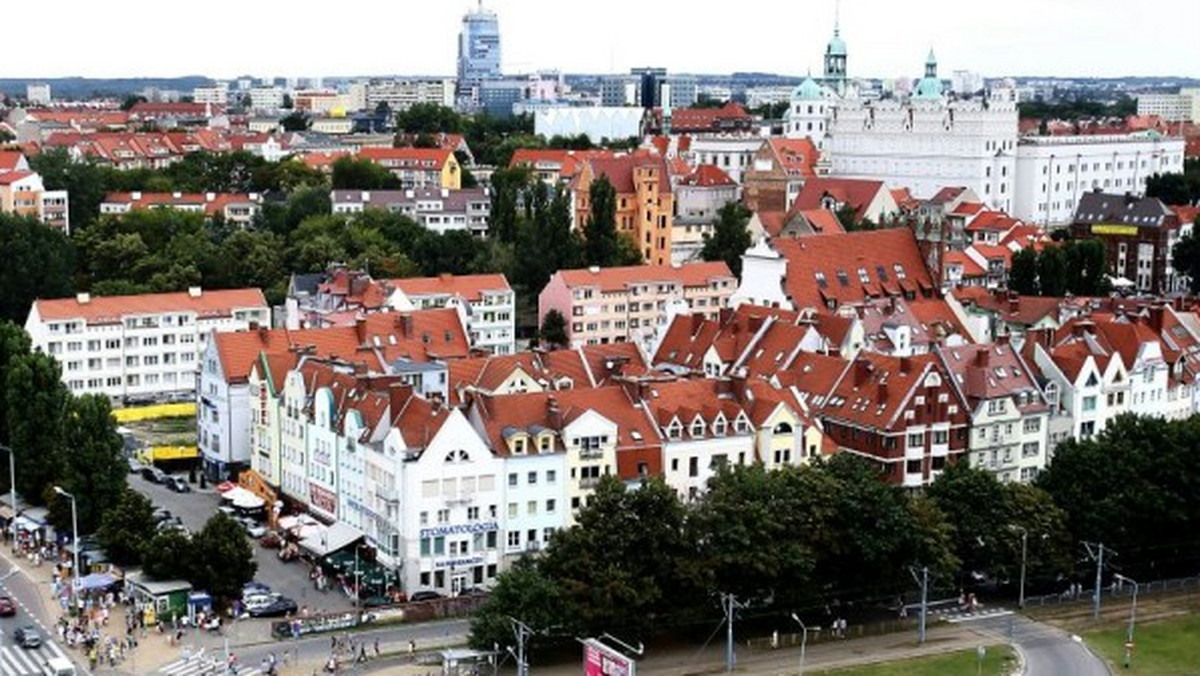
[834,0,841,35]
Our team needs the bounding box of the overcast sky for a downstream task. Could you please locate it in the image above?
[14,0,1199,81]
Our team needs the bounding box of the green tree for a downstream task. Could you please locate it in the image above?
[331,156,400,190]
[213,229,286,294]
[1008,248,1039,295]
[0,213,76,323]
[143,529,195,581]
[0,321,33,453]
[4,352,69,503]
[539,477,698,639]
[1036,414,1200,580]
[488,167,530,244]
[97,489,158,566]
[1172,230,1200,294]
[395,103,464,134]
[583,176,620,267]
[701,201,752,277]
[1144,172,1192,205]
[538,309,568,349]
[29,149,112,231]
[926,463,1012,585]
[468,558,564,651]
[54,394,130,533]
[189,513,257,600]
[120,95,148,111]
[1036,246,1068,297]
[280,111,309,132]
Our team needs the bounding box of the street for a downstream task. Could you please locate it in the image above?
[128,473,355,616]
[960,611,1111,676]
[0,551,73,676]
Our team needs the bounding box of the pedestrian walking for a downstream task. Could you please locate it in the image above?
[374,638,380,657]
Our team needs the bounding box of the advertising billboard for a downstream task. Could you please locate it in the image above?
[583,639,635,676]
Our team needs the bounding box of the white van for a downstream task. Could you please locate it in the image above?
[43,656,77,676]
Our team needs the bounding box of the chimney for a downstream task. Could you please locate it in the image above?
[588,265,600,274]
[76,292,91,305]
[188,286,202,298]
[361,191,370,202]
[546,395,562,429]
[399,313,414,337]
[975,348,989,367]
[172,191,182,199]
[876,381,889,404]
[205,192,216,202]
[355,317,367,344]
[853,357,872,386]
[747,314,764,334]
[899,356,913,374]
[1009,297,1020,313]
[131,191,142,201]
[1146,305,1165,333]
[1072,320,1093,339]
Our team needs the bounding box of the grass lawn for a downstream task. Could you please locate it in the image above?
[817,645,1017,675]
[1085,613,1200,675]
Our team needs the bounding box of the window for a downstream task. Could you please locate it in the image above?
[546,470,557,483]
[1022,441,1039,458]
[526,501,537,516]
[688,456,699,477]
[1082,396,1097,412]
[546,499,556,513]
[508,473,517,487]
[507,503,517,519]
[527,471,537,485]
[907,432,925,447]
[932,430,948,445]
[1023,417,1041,433]
[507,531,520,548]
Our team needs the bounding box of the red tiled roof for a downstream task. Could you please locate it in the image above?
[819,352,955,431]
[0,150,26,172]
[679,164,736,187]
[951,201,985,216]
[939,343,1046,410]
[790,177,887,224]
[944,250,986,277]
[102,192,260,216]
[755,210,787,238]
[766,138,818,178]
[34,288,266,325]
[769,228,934,310]
[929,186,966,205]
[957,291,1061,326]
[796,209,845,235]
[0,170,35,185]
[1172,205,1199,225]
[555,261,734,293]
[584,153,671,193]
[387,273,511,303]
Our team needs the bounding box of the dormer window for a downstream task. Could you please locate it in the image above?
[539,435,552,452]
[512,438,526,455]
[734,416,750,433]
[691,419,706,438]
[713,418,727,436]
[667,421,682,439]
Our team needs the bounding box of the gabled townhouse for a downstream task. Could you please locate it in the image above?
[330,187,491,237]
[672,164,738,264]
[26,287,268,405]
[447,342,647,404]
[815,352,971,487]
[571,152,675,265]
[1030,328,1128,441]
[938,343,1052,483]
[358,147,462,190]
[199,309,470,480]
[787,177,900,228]
[386,274,515,355]
[637,379,758,501]
[468,387,661,525]
[246,352,295,490]
[742,138,820,213]
[539,262,736,352]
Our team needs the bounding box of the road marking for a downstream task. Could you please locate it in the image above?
[0,642,70,676]
[945,609,1015,623]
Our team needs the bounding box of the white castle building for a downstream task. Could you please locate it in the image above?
[781,20,1184,226]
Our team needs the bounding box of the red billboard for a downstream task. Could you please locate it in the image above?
[583,639,635,676]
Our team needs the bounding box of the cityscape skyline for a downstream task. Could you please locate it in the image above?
[6,0,1199,82]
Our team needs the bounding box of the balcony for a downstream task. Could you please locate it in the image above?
[578,448,603,460]
[376,485,399,503]
[579,477,602,489]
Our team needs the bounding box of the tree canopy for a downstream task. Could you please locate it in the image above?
[701,201,752,277]
[0,213,75,323]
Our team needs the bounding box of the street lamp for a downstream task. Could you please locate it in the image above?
[790,613,816,676]
[0,445,15,551]
[52,486,80,597]
[1114,573,1139,670]
[1008,524,1028,609]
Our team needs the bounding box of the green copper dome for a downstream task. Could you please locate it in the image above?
[792,76,825,100]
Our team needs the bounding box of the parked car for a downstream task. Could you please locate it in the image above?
[408,590,444,603]
[0,594,15,616]
[242,581,271,598]
[166,476,191,493]
[152,508,173,523]
[243,593,279,612]
[14,625,42,649]
[141,466,166,483]
[460,586,488,597]
[155,516,185,533]
[127,458,144,474]
[248,597,298,618]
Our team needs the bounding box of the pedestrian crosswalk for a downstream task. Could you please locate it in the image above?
[159,648,264,676]
[943,607,1014,623]
[0,639,73,676]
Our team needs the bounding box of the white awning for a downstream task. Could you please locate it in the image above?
[222,487,265,509]
[299,521,364,557]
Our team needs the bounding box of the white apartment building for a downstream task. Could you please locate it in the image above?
[248,86,285,111]
[1136,88,1200,122]
[193,84,229,106]
[366,79,457,112]
[499,449,568,561]
[386,274,515,355]
[331,188,491,237]
[25,287,268,404]
[686,135,768,184]
[1011,134,1186,227]
[538,262,736,352]
[1033,341,1128,440]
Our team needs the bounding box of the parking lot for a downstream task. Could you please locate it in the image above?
[127,472,356,616]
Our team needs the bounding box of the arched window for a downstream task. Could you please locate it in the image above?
[773,421,793,434]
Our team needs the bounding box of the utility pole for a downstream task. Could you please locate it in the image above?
[910,566,930,644]
[1082,542,1116,621]
[509,617,533,676]
[720,592,744,672]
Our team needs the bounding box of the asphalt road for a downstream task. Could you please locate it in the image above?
[128,472,355,615]
[968,612,1111,676]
